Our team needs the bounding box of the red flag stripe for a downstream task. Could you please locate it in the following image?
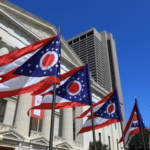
[27,102,85,116]
[0,35,57,66]
[0,76,59,98]
[32,65,85,96]
[119,104,137,143]
[0,69,19,83]
[76,91,114,119]
[79,119,119,134]
[27,65,87,116]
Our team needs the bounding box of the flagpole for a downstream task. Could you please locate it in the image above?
[115,89,126,150]
[90,105,97,150]
[87,65,96,150]
[37,119,40,132]
[49,25,60,150]
[49,83,57,150]
[149,133,150,150]
[141,130,146,150]
[120,121,126,150]
[28,116,33,137]
[87,65,97,150]
[117,95,126,150]
[134,95,146,150]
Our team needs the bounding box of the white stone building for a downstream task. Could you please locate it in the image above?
[0,1,124,150]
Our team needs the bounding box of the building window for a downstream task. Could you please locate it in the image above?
[116,139,119,150]
[87,31,94,37]
[73,38,79,43]
[80,35,86,40]
[68,41,72,45]
[58,109,63,137]
[31,118,42,132]
[108,136,111,150]
[0,99,7,123]
[99,132,101,143]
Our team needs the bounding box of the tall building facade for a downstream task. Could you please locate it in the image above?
[68,29,112,92]
[68,28,125,120]
[0,1,125,150]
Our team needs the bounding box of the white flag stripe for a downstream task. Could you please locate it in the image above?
[82,117,108,128]
[85,102,105,117]
[42,94,72,104]
[40,77,69,95]
[124,127,137,143]
[0,76,46,91]
[0,51,37,75]
[124,116,139,143]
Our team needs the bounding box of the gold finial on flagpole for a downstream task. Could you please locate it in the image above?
[134,94,136,99]
[134,94,137,103]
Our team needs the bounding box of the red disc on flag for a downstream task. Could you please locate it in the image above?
[107,104,115,114]
[42,54,55,67]
[67,81,81,96]
[40,51,58,70]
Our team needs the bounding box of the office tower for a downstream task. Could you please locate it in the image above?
[68,28,125,119]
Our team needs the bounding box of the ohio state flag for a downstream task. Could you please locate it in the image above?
[78,91,122,134]
[119,99,146,145]
[27,65,91,115]
[0,34,60,98]
[31,95,44,120]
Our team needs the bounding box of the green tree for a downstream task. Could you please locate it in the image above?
[88,141,109,150]
[127,129,150,150]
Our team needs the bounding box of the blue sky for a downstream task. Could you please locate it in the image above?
[9,0,150,127]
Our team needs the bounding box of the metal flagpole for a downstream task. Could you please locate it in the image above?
[49,25,60,150]
[113,80,126,149]
[149,133,150,150]
[37,119,40,132]
[115,89,126,150]
[134,95,146,150]
[108,38,126,149]
[90,105,97,150]
[28,116,33,137]
[141,130,146,150]
[120,121,126,150]
[49,83,57,150]
[87,65,97,150]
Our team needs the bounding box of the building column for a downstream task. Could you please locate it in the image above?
[75,107,83,146]
[42,109,62,140]
[14,94,32,137]
[110,125,115,150]
[3,100,16,126]
[42,110,51,139]
[62,108,73,144]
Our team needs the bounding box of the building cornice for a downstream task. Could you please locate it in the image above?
[0,1,57,34]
